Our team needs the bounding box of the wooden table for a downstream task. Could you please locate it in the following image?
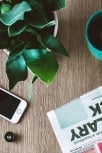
[0,0,102,152]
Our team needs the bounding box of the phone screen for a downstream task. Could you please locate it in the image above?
[0,89,21,119]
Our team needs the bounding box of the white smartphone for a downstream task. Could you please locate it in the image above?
[0,87,27,123]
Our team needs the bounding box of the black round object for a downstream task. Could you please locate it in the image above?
[4,131,16,142]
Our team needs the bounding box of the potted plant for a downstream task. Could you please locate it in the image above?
[0,0,68,90]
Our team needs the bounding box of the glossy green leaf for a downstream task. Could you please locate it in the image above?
[42,33,69,56]
[6,53,28,90]
[0,1,31,26]
[29,12,48,29]
[23,49,58,83]
[8,21,26,37]
[28,1,53,29]
[30,20,55,29]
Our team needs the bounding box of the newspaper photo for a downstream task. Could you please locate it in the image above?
[47,86,102,153]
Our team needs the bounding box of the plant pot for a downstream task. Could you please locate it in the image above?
[53,11,58,37]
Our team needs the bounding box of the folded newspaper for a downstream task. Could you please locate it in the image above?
[47,86,102,153]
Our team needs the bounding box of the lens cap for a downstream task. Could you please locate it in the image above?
[5,131,16,142]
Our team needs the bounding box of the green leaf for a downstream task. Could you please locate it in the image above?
[29,12,48,29]
[0,1,31,26]
[9,40,26,52]
[0,23,10,48]
[27,1,54,29]
[15,31,42,49]
[29,0,44,11]
[6,53,28,90]
[26,28,45,48]
[23,49,58,83]
[42,34,69,56]
[52,0,66,10]
[30,20,55,29]
[42,0,66,11]
[8,21,26,37]
[1,4,11,14]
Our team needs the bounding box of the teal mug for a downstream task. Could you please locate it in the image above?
[85,9,102,60]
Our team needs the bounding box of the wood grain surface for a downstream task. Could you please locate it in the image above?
[0,0,102,153]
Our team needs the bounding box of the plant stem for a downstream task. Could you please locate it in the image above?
[32,76,38,83]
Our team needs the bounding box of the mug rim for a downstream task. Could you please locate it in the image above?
[85,9,102,53]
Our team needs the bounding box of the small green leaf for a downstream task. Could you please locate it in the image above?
[1,4,11,14]
[42,34,69,56]
[8,21,26,37]
[6,53,28,90]
[23,49,58,83]
[0,1,31,26]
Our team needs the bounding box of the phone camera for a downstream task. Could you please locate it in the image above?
[4,131,16,142]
